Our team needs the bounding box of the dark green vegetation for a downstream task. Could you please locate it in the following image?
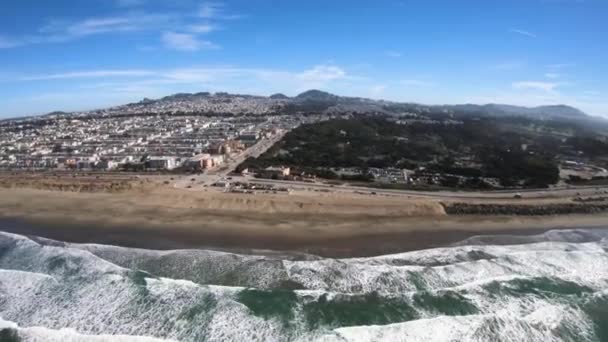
[240,115,608,188]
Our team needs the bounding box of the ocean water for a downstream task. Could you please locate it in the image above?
[0,229,607,342]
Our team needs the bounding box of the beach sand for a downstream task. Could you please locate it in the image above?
[1,186,607,257]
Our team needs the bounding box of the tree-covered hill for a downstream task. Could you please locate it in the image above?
[239,116,608,188]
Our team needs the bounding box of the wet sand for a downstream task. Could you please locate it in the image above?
[2,214,607,258]
[0,217,557,257]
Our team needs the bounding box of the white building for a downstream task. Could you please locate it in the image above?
[147,157,177,170]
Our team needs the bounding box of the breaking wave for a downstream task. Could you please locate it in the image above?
[0,228,607,341]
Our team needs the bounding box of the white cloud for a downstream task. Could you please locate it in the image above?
[400,79,435,87]
[8,65,608,118]
[546,63,575,69]
[197,2,243,20]
[512,81,561,92]
[160,68,223,83]
[188,23,217,34]
[66,17,139,36]
[296,65,347,83]
[39,14,174,38]
[16,64,353,98]
[540,0,586,3]
[115,0,146,6]
[492,61,525,70]
[545,73,560,79]
[0,36,23,49]
[18,65,349,86]
[369,85,387,97]
[509,28,537,38]
[20,70,155,81]
[161,32,218,51]
[2,13,177,48]
[0,3,232,50]
[385,51,402,58]
[199,2,223,18]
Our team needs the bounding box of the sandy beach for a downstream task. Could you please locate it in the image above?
[1,182,607,257]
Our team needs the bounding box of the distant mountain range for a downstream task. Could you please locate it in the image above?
[18,89,599,124]
[441,103,589,120]
[288,90,590,121]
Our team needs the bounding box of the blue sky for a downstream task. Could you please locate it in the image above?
[1,0,607,118]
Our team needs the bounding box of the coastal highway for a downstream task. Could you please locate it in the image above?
[213,175,608,200]
[173,131,608,200]
[174,130,287,188]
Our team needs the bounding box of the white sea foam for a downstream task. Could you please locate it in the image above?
[282,240,608,294]
[0,230,606,341]
[328,304,596,342]
[67,241,296,289]
[0,317,175,341]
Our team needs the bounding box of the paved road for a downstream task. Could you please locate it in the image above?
[221,175,608,200]
[173,131,608,200]
[174,131,287,188]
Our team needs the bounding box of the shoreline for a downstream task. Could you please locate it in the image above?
[1,186,607,257]
[1,216,606,258]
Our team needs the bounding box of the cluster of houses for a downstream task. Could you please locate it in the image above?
[0,114,295,172]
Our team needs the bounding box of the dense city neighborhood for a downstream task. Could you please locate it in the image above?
[2,90,608,193]
[0,110,312,173]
